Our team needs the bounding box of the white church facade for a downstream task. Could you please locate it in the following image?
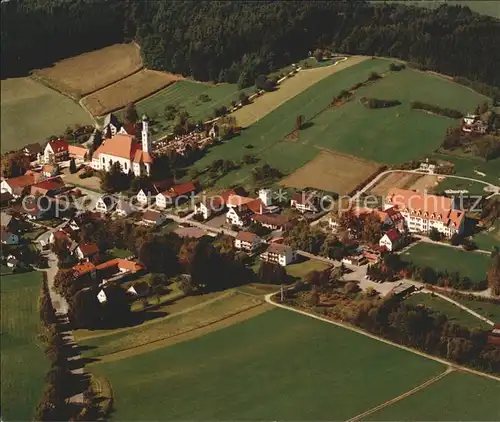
[92,115,154,177]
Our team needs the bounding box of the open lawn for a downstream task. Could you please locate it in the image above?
[432,154,500,186]
[286,258,331,279]
[405,293,491,329]
[81,69,183,116]
[231,56,368,127]
[402,243,490,284]
[444,295,500,324]
[130,80,251,139]
[0,272,48,421]
[473,222,500,253]
[364,371,500,421]
[280,150,382,195]
[433,176,493,195]
[90,308,445,421]
[1,77,92,152]
[109,248,133,259]
[190,60,488,188]
[32,43,143,99]
[79,291,261,360]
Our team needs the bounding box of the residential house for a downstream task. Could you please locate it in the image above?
[30,178,65,197]
[92,115,153,177]
[462,114,488,134]
[127,282,150,297]
[379,229,404,252]
[95,258,144,282]
[97,289,108,303]
[49,229,71,245]
[75,242,100,261]
[385,188,465,237]
[290,191,320,213]
[226,205,252,227]
[260,243,296,266]
[0,172,42,197]
[1,229,19,245]
[251,213,296,231]
[102,113,122,138]
[44,139,69,163]
[22,143,43,161]
[136,179,173,206]
[118,122,138,137]
[142,210,165,226]
[22,196,51,220]
[68,145,89,162]
[42,164,59,178]
[72,261,97,280]
[95,195,116,214]
[156,181,199,208]
[194,190,234,220]
[234,231,261,253]
[115,199,134,217]
[342,255,367,266]
[6,254,19,268]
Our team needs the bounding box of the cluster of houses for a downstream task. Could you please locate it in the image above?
[461,114,488,135]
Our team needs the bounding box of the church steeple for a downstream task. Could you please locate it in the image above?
[141,114,151,154]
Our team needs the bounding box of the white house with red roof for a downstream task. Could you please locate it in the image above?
[385,188,465,237]
[234,231,261,252]
[44,139,69,163]
[92,115,154,177]
[379,229,403,251]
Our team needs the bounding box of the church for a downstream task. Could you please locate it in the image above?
[91,115,154,177]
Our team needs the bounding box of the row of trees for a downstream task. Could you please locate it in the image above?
[410,101,464,119]
[3,2,499,88]
[361,97,401,109]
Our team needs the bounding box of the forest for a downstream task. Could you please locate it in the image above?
[2,0,499,88]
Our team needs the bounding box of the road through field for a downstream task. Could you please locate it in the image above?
[231,56,369,127]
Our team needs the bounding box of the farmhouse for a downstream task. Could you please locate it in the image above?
[234,231,261,253]
[72,261,96,279]
[68,145,89,162]
[385,188,465,237]
[379,229,403,252]
[291,191,320,213]
[102,113,122,138]
[43,139,69,163]
[30,178,65,196]
[0,172,42,197]
[251,213,296,231]
[156,181,199,208]
[142,210,165,226]
[75,242,100,261]
[260,243,296,266]
[92,115,153,177]
[95,195,115,214]
[462,114,488,134]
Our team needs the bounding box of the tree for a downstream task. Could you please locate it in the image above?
[69,158,77,174]
[69,288,101,329]
[295,115,304,130]
[238,91,250,105]
[487,247,500,296]
[362,213,383,244]
[255,74,275,91]
[258,261,287,284]
[100,162,131,193]
[313,48,323,62]
[1,151,30,178]
[429,228,442,241]
[124,102,138,124]
[53,269,76,300]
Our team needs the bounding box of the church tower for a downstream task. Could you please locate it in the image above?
[141,114,151,154]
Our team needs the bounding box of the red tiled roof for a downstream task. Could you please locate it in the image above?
[93,134,154,164]
[385,229,401,242]
[47,139,69,153]
[161,182,198,198]
[4,174,37,188]
[226,194,255,207]
[73,261,96,277]
[246,198,267,214]
[31,178,65,192]
[251,213,295,228]
[77,242,99,257]
[68,145,88,157]
[236,231,259,243]
[95,258,143,273]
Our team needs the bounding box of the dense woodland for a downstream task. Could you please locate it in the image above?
[2,1,499,88]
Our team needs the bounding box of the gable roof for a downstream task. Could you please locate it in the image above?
[31,178,65,193]
[3,173,38,189]
[68,145,89,157]
[73,261,96,277]
[103,113,121,128]
[92,134,153,164]
[267,243,292,255]
[143,209,162,222]
[251,213,295,228]
[23,142,43,155]
[226,194,255,207]
[236,231,259,243]
[384,229,401,242]
[161,181,198,198]
[47,139,69,153]
[77,242,99,257]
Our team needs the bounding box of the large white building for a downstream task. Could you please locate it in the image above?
[384,188,465,237]
[92,115,153,177]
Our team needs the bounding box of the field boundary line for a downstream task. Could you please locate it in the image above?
[346,367,454,422]
[265,294,500,382]
[88,301,266,364]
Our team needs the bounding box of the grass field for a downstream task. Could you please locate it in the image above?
[1,77,92,152]
[364,371,500,421]
[90,308,445,421]
[404,293,491,329]
[402,243,490,284]
[130,80,252,138]
[80,291,261,360]
[432,153,500,186]
[189,59,488,188]
[370,172,439,196]
[280,150,382,195]
[81,69,183,116]
[445,295,500,324]
[231,56,368,127]
[32,43,143,98]
[0,272,48,421]
[285,258,331,279]
[473,222,500,252]
[433,176,492,195]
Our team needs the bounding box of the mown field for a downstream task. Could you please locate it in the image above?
[0,272,48,421]
[447,295,500,324]
[432,153,500,186]
[473,222,500,253]
[433,176,492,195]
[364,371,500,421]
[81,69,182,116]
[189,59,489,189]
[402,243,490,284]
[32,43,143,99]
[91,308,445,421]
[1,77,92,152]
[404,293,491,329]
